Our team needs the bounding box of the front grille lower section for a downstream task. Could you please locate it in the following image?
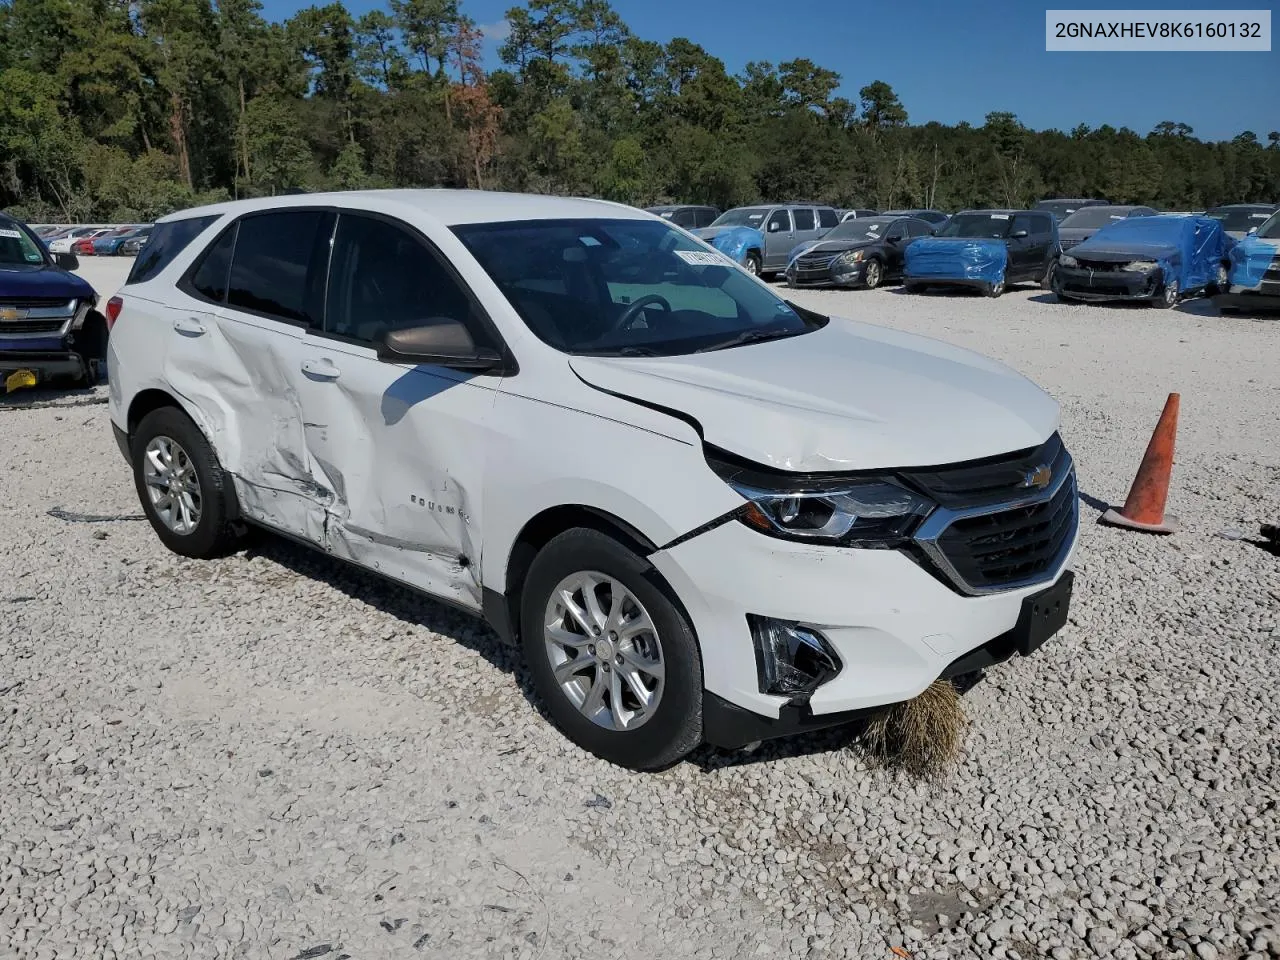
[0,318,67,335]
[907,433,1078,595]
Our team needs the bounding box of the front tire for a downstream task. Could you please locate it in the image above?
[1040,260,1058,291]
[520,528,703,770]
[862,258,883,290]
[131,407,243,559]
[1153,279,1179,309]
[744,251,762,277]
[985,277,1006,298]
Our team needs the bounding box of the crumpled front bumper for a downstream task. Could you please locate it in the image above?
[1055,264,1162,301]
[0,346,88,383]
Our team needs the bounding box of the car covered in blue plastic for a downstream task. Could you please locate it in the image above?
[903,209,1059,297]
[691,223,766,276]
[0,212,105,391]
[1053,215,1234,309]
[1215,208,1280,314]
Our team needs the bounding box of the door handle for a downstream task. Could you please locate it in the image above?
[173,316,206,336]
[301,358,340,381]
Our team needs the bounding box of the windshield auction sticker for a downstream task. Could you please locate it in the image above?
[676,250,733,266]
[1046,9,1270,50]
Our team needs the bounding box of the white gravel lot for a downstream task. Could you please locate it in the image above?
[2,259,1277,960]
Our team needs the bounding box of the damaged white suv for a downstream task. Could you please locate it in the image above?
[108,191,1079,769]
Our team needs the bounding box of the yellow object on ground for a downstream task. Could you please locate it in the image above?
[4,369,38,393]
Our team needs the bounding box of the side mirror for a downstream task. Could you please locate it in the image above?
[885,234,904,244]
[377,319,502,371]
[53,252,79,270]
[1011,229,1030,239]
[768,221,781,232]
[1248,227,1258,236]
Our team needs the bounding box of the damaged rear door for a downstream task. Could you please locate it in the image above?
[203,209,337,544]
[290,211,501,610]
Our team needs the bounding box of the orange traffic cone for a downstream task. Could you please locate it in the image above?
[1100,393,1180,534]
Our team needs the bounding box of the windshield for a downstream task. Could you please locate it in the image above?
[710,207,769,228]
[1035,201,1083,219]
[939,213,1014,239]
[1207,207,1274,232]
[1254,210,1280,240]
[453,218,822,356]
[826,218,897,242]
[0,219,49,267]
[1061,208,1134,229]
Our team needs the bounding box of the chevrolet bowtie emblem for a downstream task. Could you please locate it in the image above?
[0,306,24,322]
[1021,464,1052,490]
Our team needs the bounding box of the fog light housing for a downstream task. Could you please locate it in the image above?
[748,615,842,699]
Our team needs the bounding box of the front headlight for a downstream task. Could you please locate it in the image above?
[724,477,933,546]
[838,249,865,265]
[1059,255,1078,268]
[1121,259,1158,272]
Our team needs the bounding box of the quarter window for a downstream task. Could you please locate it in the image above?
[227,211,331,326]
[325,214,474,345]
[126,215,220,285]
[186,226,236,303]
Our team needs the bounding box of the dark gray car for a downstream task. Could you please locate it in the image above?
[1058,205,1158,250]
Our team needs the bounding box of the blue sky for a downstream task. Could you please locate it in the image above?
[259,0,1278,141]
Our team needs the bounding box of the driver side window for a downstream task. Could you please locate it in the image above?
[325,214,476,345]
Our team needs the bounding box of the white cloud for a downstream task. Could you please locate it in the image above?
[478,19,512,45]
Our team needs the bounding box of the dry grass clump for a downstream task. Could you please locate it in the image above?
[860,679,968,779]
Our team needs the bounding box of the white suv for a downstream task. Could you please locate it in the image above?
[107,190,1079,769]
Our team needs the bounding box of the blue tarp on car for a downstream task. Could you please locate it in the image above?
[1070,215,1234,293]
[693,225,764,266]
[1227,235,1280,290]
[903,237,1008,285]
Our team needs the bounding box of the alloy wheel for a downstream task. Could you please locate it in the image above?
[543,571,665,731]
[864,260,881,289]
[142,435,202,535]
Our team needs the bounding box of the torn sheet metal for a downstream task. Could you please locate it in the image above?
[292,348,495,610]
[161,309,330,545]
[904,237,1008,285]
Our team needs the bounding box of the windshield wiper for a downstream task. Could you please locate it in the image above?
[695,328,798,353]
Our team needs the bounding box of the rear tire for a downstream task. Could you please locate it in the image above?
[131,407,243,559]
[520,528,703,770]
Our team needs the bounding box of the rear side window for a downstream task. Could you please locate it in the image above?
[672,209,697,228]
[818,208,838,228]
[227,211,332,326]
[1033,214,1054,236]
[184,225,237,304]
[793,209,816,231]
[696,208,718,228]
[126,215,220,285]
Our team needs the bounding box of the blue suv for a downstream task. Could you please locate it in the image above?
[0,213,105,391]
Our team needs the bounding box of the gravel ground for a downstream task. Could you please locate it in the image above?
[2,260,1277,960]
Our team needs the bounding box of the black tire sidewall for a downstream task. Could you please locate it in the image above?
[519,528,703,770]
[131,407,237,559]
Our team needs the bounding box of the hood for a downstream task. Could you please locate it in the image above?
[0,264,96,300]
[567,320,1058,471]
[692,226,734,241]
[1070,241,1179,262]
[1058,227,1100,243]
[795,238,877,256]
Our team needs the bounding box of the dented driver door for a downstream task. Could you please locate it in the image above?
[289,212,500,611]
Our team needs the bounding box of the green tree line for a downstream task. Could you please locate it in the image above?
[2,0,1277,222]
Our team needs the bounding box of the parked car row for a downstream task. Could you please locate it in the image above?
[29,223,154,256]
[679,199,1279,312]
